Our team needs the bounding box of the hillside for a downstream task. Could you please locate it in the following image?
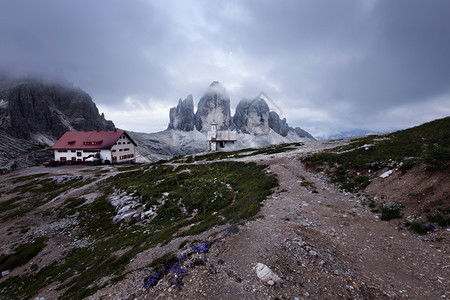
[0,118,448,299]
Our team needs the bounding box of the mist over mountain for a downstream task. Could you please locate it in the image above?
[167,81,314,140]
[0,76,315,169]
[194,81,234,132]
[0,75,115,169]
[0,75,115,142]
[131,81,316,162]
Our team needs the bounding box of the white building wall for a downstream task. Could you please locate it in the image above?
[53,133,135,164]
[110,133,136,163]
[54,149,112,163]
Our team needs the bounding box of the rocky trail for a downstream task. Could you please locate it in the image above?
[90,144,449,300]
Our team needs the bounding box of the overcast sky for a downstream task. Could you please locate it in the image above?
[1,0,450,138]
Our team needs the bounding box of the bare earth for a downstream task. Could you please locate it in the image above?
[90,141,449,300]
[1,140,448,299]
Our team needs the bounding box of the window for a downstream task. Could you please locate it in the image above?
[60,157,66,162]
[58,150,67,153]
[220,141,225,148]
[71,150,76,153]
[77,152,82,157]
[112,149,116,152]
[71,157,76,161]
[83,141,102,145]
[119,149,123,152]
[124,148,129,151]
[127,142,131,144]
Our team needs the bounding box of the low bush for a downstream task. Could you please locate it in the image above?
[380,202,404,221]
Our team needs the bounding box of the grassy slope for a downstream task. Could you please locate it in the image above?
[303,116,450,192]
[302,116,450,232]
[0,161,277,299]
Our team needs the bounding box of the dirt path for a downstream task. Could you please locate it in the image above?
[91,151,449,299]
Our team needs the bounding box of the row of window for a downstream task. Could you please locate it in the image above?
[83,141,102,145]
[116,141,131,145]
[59,157,85,162]
[58,149,100,153]
[112,148,131,153]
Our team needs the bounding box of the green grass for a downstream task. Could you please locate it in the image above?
[0,238,46,273]
[0,196,22,213]
[175,142,304,163]
[1,175,96,222]
[302,116,450,192]
[0,160,278,299]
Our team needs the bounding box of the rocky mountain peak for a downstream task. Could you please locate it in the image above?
[0,77,115,143]
[194,82,233,132]
[234,97,270,134]
[168,95,195,131]
[268,111,290,137]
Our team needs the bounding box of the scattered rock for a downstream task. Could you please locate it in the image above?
[254,262,283,285]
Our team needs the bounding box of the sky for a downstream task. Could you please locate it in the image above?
[1,0,450,138]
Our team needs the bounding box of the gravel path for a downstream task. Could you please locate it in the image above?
[90,142,449,299]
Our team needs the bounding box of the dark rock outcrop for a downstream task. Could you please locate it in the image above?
[194,81,233,132]
[268,110,314,139]
[0,78,115,141]
[168,95,195,131]
[268,111,290,137]
[233,97,270,134]
[293,127,315,139]
[0,76,116,169]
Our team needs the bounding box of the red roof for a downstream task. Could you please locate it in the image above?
[51,130,136,150]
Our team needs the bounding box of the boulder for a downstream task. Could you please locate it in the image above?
[254,262,283,285]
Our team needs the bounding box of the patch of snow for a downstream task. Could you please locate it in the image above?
[379,170,393,178]
[177,168,192,174]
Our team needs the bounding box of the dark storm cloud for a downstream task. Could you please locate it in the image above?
[0,0,172,103]
[1,0,449,136]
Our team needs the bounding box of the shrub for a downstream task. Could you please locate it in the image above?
[380,202,404,221]
[408,222,435,235]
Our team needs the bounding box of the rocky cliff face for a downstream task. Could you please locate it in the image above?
[293,126,315,139]
[194,81,233,132]
[165,81,315,142]
[0,76,116,170]
[0,78,115,142]
[168,95,195,131]
[234,97,270,134]
[268,111,290,137]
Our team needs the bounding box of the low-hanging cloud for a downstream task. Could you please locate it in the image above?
[1,0,449,137]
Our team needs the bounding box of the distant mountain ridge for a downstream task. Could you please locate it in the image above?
[167,81,314,140]
[0,76,315,169]
[130,81,315,162]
